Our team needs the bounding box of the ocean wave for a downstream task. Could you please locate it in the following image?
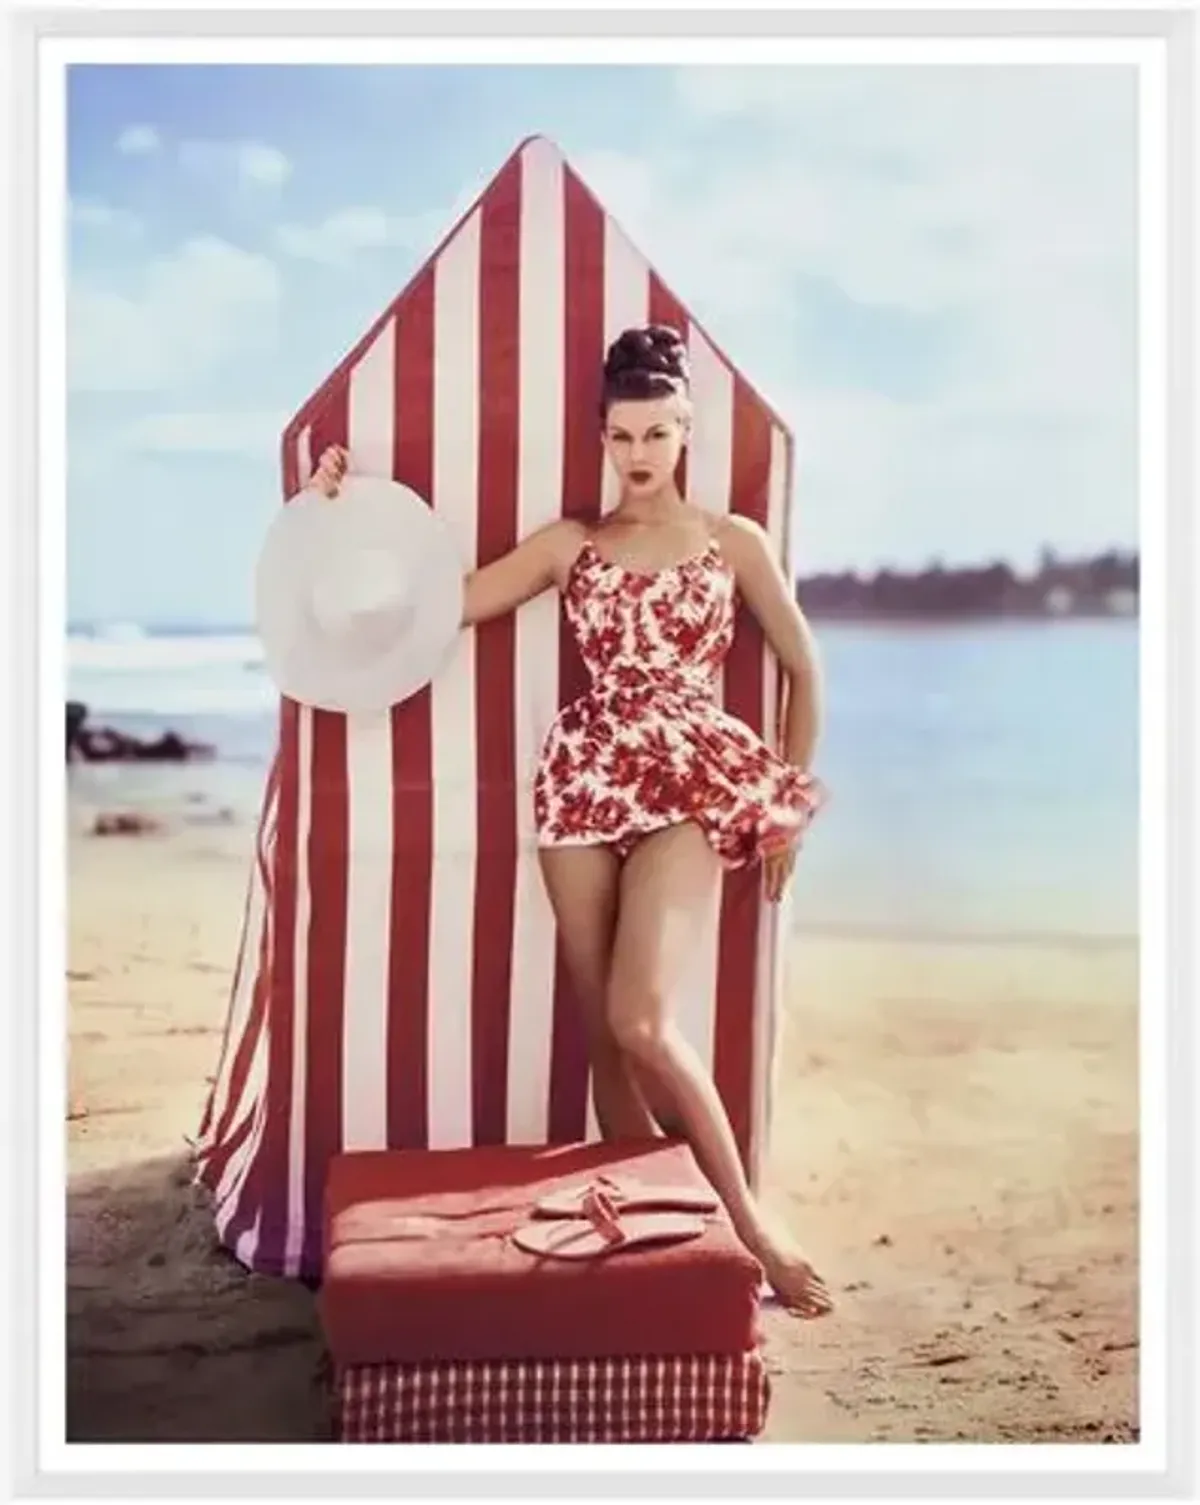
[67,631,275,717]
[68,632,264,673]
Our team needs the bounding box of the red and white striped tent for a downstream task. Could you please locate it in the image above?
[194,135,798,1281]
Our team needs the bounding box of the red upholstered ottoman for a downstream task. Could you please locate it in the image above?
[319,1139,770,1443]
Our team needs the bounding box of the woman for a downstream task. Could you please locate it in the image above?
[313,324,832,1319]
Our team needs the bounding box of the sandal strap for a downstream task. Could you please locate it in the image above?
[580,1184,625,1245]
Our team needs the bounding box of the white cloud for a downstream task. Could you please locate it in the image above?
[69,198,144,238]
[237,142,292,187]
[116,124,160,156]
[179,138,293,190]
[777,383,1120,573]
[276,174,487,269]
[115,409,289,459]
[661,65,1135,332]
[588,72,1135,322]
[68,236,283,394]
[577,64,1138,566]
[277,206,407,266]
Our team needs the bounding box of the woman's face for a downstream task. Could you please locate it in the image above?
[602,395,689,496]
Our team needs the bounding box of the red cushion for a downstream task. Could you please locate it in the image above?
[320,1140,763,1366]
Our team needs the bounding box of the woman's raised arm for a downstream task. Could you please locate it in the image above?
[309,446,585,628]
[460,518,585,626]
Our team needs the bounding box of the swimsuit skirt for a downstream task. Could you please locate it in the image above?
[532,536,825,869]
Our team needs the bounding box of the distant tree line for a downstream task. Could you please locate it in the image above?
[797,547,1139,620]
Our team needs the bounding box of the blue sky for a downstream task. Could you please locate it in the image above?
[67,63,1138,626]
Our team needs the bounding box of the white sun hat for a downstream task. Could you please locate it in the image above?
[255,474,464,714]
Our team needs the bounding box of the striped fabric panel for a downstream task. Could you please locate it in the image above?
[194,134,795,1280]
[336,1350,769,1444]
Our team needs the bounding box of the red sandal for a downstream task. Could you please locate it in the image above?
[512,1183,706,1261]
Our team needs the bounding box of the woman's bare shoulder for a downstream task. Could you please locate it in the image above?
[705,509,742,545]
[711,511,771,549]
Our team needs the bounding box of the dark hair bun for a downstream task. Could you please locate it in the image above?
[600,324,689,413]
[604,324,689,384]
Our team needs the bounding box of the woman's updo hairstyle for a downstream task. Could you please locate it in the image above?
[600,324,690,418]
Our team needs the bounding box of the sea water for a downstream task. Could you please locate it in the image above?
[65,618,1138,945]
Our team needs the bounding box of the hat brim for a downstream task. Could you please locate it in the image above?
[255,475,465,715]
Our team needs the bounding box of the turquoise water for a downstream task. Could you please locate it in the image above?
[67,618,1138,944]
[791,619,1137,942]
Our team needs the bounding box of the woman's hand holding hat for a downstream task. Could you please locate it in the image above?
[256,465,465,713]
[313,445,350,498]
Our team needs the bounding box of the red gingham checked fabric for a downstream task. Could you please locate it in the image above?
[337,1351,769,1443]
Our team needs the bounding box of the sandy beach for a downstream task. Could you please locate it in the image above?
[65,812,1139,1445]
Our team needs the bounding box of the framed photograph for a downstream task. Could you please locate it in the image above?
[6,3,1194,1498]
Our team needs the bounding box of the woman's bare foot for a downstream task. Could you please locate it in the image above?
[749,1222,834,1320]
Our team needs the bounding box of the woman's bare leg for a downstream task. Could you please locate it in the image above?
[606,821,834,1319]
[537,844,659,1140]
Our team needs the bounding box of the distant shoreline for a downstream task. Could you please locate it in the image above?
[66,543,1142,635]
[66,609,1140,636]
[803,606,1139,625]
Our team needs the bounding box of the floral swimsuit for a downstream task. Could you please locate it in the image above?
[533,534,825,870]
